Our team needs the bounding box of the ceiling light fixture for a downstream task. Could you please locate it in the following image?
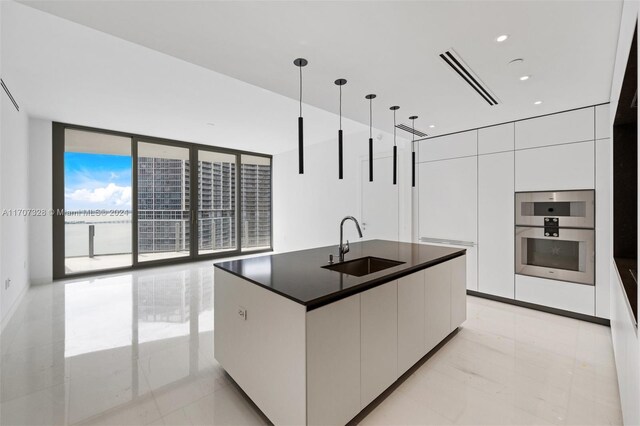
[496,34,509,42]
[366,94,377,182]
[429,124,435,128]
[520,75,531,81]
[335,78,347,180]
[294,58,308,174]
[534,100,542,105]
[410,115,418,188]
[390,106,400,185]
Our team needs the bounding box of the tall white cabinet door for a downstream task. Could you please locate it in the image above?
[478,151,515,298]
[419,130,477,162]
[515,141,595,191]
[397,271,425,375]
[307,295,361,426]
[418,156,477,243]
[478,123,514,154]
[450,255,467,330]
[425,261,452,352]
[515,107,594,149]
[360,281,398,408]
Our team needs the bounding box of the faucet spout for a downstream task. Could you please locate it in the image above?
[339,216,364,262]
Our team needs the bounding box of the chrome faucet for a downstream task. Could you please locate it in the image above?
[339,216,363,262]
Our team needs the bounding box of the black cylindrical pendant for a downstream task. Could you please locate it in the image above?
[412,151,416,187]
[369,138,373,182]
[338,130,344,179]
[298,116,304,174]
[393,146,397,185]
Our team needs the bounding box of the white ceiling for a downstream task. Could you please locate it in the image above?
[4,1,381,156]
[20,0,623,138]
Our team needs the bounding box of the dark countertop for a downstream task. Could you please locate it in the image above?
[214,239,466,311]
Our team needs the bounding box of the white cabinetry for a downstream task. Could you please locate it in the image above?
[595,104,610,140]
[515,140,595,191]
[515,275,594,315]
[216,254,467,425]
[307,295,361,426]
[478,151,515,298]
[418,156,477,243]
[450,255,467,329]
[595,137,611,318]
[214,269,307,425]
[419,156,477,291]
[419,130,477,162]
[360,281,398,408]
[397,271,425,375]
[610,263,640,426]
[515,107,594,149]
[478,123,514,154]
[425,261,452,352]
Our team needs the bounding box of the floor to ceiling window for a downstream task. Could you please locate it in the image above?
[62,129,133,274]
[53,123,272,279]
[198,150,237,255]
[241,155,272,251]
[137,142,191,263]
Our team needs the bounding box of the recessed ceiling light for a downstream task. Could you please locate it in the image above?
[534,101,542,105]
[519,75,530,81]
[429,125,435,128]
[496,34,509,42]
[206,122,215,126]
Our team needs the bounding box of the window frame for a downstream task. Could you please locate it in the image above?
[52,122,273,280]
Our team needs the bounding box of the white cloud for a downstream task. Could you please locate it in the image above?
[66,183,131,208]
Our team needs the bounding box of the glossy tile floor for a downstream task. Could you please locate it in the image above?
[0,261,622,426]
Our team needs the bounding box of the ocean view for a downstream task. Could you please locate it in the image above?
[65,214,132,257]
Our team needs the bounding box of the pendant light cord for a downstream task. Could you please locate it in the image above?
[299,65,303,117]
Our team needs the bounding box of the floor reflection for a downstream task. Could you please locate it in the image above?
[0,262,266,426]
[0,263,622,426]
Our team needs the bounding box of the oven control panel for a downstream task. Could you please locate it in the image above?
[544,217,559,237]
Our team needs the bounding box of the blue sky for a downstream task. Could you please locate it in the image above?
[64,153,132,210]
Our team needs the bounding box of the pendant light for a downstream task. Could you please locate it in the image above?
[365,94,377,182]
[390,106,400,185]
[335,79,347,179]
[294,58,308,174]
[410,115,418,187]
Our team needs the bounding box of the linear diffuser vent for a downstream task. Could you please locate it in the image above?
[440,49,499,106]
[1,79,19,112]
[396,123,427,138]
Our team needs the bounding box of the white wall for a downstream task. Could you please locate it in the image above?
[273,130,412,254]
[28,118,52,285]
[608,1,640,425]
[0,81,30,329]
[2,1,412,287]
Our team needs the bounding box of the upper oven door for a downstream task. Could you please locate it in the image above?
[515,226,595,285]
[515,190,595,228]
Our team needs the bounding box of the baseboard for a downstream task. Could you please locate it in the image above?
[467,289,610,326]
[0,281,30,335]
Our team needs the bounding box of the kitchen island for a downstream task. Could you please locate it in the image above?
[214,239,467,425]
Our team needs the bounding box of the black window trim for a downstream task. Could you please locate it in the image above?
[52,121,273,280]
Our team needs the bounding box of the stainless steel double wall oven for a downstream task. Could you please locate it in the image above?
[515,190,595,285]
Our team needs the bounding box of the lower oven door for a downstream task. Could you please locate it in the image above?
[515,226,594,285]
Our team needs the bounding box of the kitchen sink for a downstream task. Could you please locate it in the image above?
[323,256,405,277]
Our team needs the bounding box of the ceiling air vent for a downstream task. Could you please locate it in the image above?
[396,123,427,138]
[1,79,19,112]
[440,49,499,106]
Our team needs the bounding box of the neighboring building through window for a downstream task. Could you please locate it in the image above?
[53,123,272,278]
